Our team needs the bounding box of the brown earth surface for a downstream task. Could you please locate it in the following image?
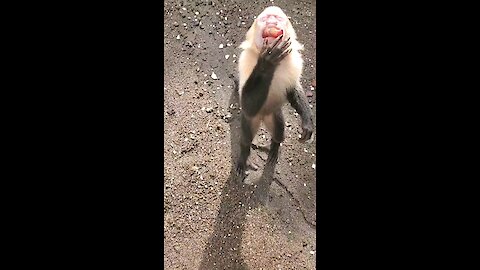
[164,0,317,269]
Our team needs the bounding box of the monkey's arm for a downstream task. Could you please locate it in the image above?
[241,36,291,117]
[287,82,313,142]
[241,61,276,117]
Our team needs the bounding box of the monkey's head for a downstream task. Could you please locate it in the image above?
[240,6,302,52]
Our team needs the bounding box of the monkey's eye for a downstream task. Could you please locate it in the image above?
[276,16,284,21]
[259,16,267,22]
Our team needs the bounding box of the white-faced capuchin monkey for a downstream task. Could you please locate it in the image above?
[235,6,313,181]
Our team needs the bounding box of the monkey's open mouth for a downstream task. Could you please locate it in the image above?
[262,27,283,38]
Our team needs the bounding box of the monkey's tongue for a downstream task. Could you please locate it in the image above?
[262,27,283,38]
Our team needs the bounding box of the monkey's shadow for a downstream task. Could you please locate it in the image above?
[198,79,275,270]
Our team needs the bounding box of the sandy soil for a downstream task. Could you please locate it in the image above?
[164,0,317,269]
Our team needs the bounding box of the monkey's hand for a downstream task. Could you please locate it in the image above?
[259,35,292,67]
[299,123,313,143]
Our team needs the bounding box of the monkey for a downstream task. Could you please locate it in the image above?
[235,6,313,181]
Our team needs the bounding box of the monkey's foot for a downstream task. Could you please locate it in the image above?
[299,124,313,143]
[266,153,279,167]
[234,163,246,182]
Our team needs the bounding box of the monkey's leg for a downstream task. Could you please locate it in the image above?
[266,110,285,167]
[235,114,260,181]
[287,82,314,142]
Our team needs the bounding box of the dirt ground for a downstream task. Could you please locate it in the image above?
[164,0,317,269]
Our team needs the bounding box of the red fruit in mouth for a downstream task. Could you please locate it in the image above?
[262,28,283,38]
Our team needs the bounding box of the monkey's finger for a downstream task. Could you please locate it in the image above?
[280,38,290,48]
[269,34,284,50]
[277,48,292,62]
[260,39,269,55]
[269,40,291,59]
[266,35,287,57]
[280,40,292,51]
[263,38,269,48]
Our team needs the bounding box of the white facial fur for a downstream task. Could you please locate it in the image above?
[254,6,289,49]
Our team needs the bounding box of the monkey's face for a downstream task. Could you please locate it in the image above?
[254,7,290,49]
